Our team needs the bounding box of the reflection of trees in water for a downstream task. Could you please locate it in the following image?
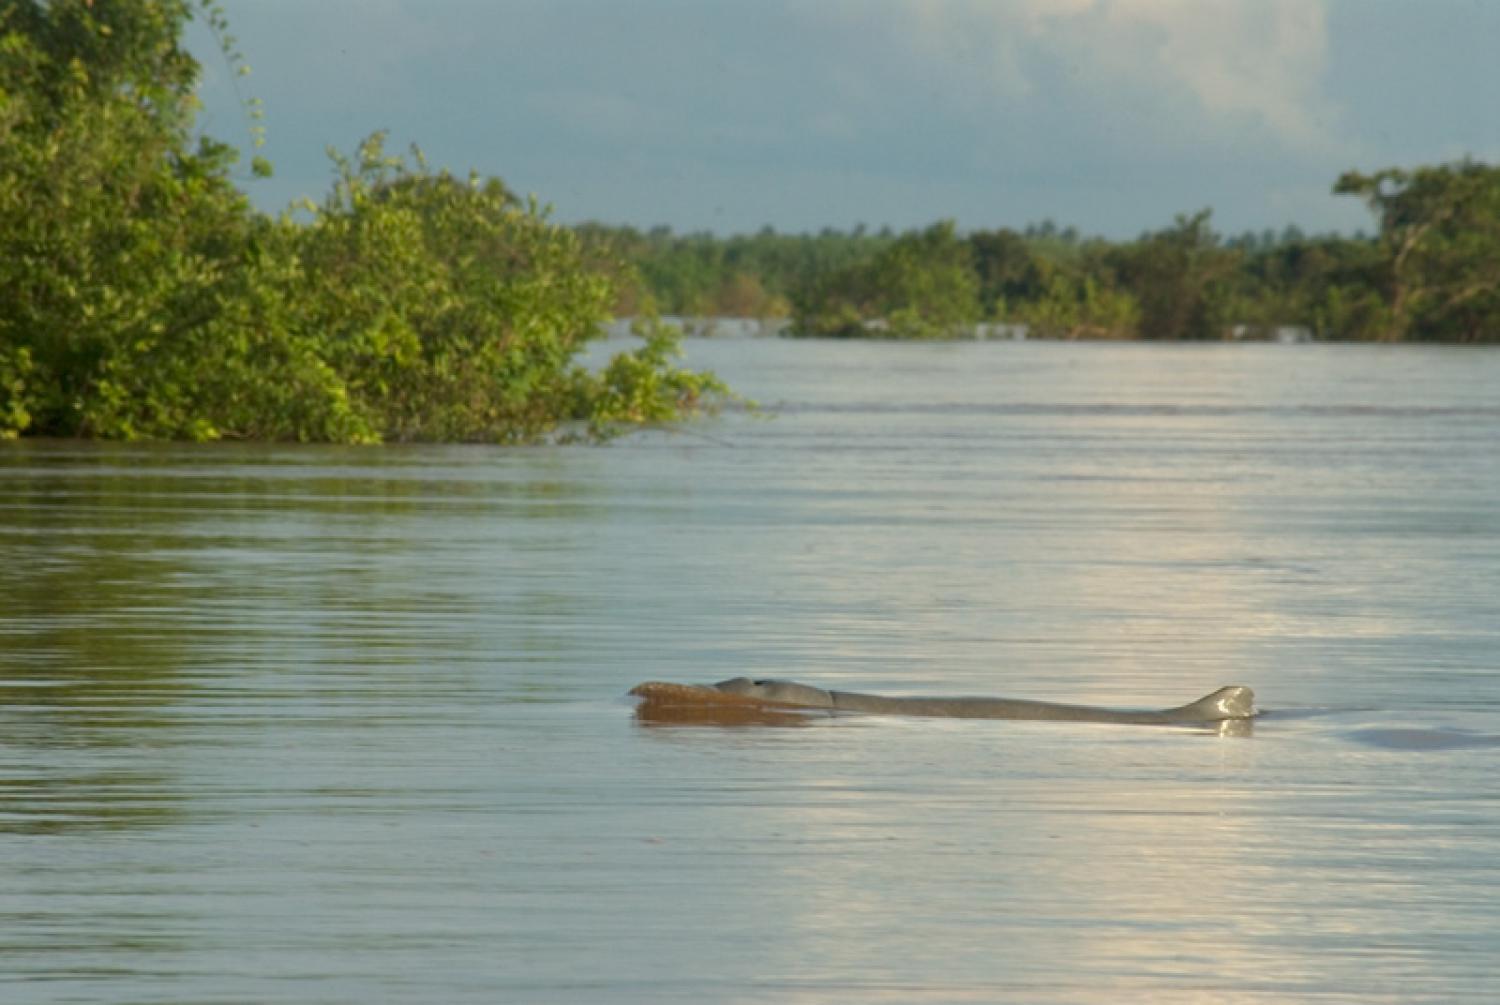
[0,459,197,832]
[0,441,607,833]
[0,772,181,835]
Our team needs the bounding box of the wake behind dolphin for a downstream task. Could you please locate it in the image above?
[630,677,1257,726]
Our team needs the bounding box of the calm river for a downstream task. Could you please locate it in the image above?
[3,338,1499,1003]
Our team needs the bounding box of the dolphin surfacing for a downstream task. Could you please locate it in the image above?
[631,677,1256,726]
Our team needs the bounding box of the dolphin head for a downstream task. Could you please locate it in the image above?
[713,677,834,708]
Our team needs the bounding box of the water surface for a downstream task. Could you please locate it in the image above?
[3,339,1498,1002]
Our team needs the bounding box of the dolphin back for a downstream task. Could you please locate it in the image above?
[824,687,1256,724]
[743,680,1260,724]
[643,678,1258,726]
[1162,685,1256,723]
[713,677,836,708]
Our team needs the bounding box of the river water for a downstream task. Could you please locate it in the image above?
[2,338,1498,1003]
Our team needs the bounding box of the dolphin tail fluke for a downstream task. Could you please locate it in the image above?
[1168,685,1257,722]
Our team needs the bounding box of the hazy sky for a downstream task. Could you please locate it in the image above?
[186,0,1500,239]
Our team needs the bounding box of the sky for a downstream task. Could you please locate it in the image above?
[185,0,1500,240]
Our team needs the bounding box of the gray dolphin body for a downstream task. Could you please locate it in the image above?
[712,677,1256,725]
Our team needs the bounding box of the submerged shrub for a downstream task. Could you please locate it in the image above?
[0,3,723,443]
[789,221,980,339]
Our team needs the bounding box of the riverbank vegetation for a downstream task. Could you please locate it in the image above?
[583,162,1500,343]
[0,0,723,442]
[4,6,1494,447]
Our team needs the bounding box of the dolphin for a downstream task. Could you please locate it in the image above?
[630,677,1256,726]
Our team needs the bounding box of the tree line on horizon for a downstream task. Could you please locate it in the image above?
[4,3,1497,447]
[579,162,1500,343]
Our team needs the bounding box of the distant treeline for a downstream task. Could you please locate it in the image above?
[5,7,1496,448]
[579,162,1500,343]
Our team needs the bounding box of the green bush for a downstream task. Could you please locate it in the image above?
[0,1,724,442]
[790,221,979,338]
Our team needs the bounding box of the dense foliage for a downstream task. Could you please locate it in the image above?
[586,165,1500,343]
[0,0,723,442]
[575,222,895,319]
[1335,162,1500,342]
[788,222,980,339]
[3,3,1493,448]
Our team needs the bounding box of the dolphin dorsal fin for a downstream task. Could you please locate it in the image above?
[1168,685,1256,721]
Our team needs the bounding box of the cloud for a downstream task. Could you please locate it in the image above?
[854,0,1342,157]
[190,0,1403,235]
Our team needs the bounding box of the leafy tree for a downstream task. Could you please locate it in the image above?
[0,0,263,438]
[0,2,723,441]
[967,228,1137,337]
[288,135,725,442]
[1335,161,1500,342]
[579,178,1496,346]
[1013,271,1139,340]
[1106,210,1240,339]
[580,223,890,319]
[791,221,979,338]
[967,228,1040,318]
[1227,234,1387,341]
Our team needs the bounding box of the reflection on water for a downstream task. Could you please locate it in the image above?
[2,341,1499,1002]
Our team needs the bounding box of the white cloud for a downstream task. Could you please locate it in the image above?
[862,0,1343,157]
